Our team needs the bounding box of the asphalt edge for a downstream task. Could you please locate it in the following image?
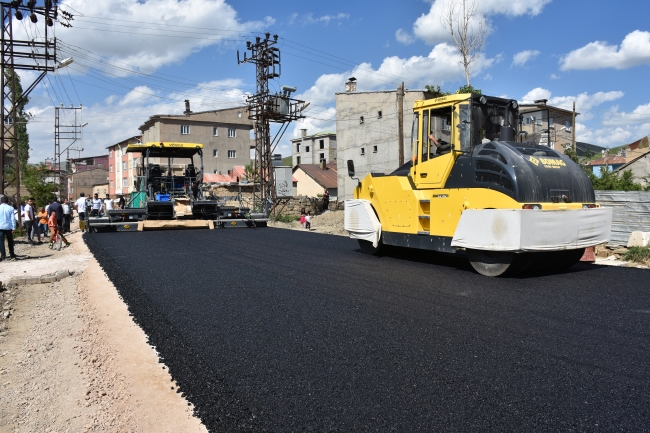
[82,232,257,433]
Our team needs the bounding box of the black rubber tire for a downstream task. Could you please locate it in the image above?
[558,248,585,269]
[466,249,514,277]
[358,239,382,255]
[505,253,536,276]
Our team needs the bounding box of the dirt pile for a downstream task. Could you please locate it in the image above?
[268,209,346,236]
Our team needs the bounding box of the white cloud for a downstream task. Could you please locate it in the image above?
[395,29,415,45]
[296,43,497,105]
[512,50,540,66]
[15,0,273,75]
[521,88,624,113]
[560,30,650,71]
[550,73,560,79]
[26,78,249,163]
[576,124,635,147]
[289,12,349,26]
[413,0,551,45]
[602,102,650,126]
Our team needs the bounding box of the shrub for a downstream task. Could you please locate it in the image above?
[623,247,650,263]
[273,214,299,223]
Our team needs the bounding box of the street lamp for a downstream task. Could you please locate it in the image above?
[57,57,73,69]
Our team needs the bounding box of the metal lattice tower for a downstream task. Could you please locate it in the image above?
[1,0,71,214]
[238,33,307,213]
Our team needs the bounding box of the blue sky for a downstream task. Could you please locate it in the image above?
[18,0,650,162]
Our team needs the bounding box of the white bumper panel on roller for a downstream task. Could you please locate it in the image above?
[344,199,382,248]
[451,208,612,252]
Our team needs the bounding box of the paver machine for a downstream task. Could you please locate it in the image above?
[345,93,612,276]
[88,142,264,231]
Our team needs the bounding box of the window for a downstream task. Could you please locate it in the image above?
[296,156,301,164]
[213,127,218,136]
[122,162,127,170]
[360,147,366,155]
[228,150,236,158]
[181,125,190,135]
[297,143,301,152]
[109,180,113,188]
[306,146,310,152]
[228,128,236,138]
[110,164,113,173]
[237,111,242,118]
[360,116,364,124]
[378,110,382,118]
[4,116,12,125]
[109,150,113,158]
[213,169,219,174]
[320,153,325,161]
[319,140,324,149]
[122,178,128,187]
[549,117,554,127]
[373,145,378,153]
[213,149,218,157]
[565,120,571,132]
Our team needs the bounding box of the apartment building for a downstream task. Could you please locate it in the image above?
[139,104,254,176]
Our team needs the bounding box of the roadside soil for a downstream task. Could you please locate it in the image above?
[267,209,347,236]
[0,223,206,433]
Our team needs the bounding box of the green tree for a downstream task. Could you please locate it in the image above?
[4,68,30,173]
[243,162,259,183]
[425,85,451,98]
[22,164,57,207]
[457,84,481,94]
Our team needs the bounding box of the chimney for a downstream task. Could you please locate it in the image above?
[320,159,326,170]
[345,77,357,93]
[534,99,548,105]
[301,129,307,138]
[184,99,192,115]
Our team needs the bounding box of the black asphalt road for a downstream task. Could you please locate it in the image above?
[85,228,650,432]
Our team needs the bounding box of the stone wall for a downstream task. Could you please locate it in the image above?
[204,183,345,215]
[273,196,344,217]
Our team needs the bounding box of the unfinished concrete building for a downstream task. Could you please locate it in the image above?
[335,85,428,200]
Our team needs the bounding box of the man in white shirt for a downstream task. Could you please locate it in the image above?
[62,198,71,233]
[22,197,36,244]
[75,193,87,226]
[91,193,103,217]
[103,194,114,214]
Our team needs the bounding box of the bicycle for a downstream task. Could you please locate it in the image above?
[51,232,63,251]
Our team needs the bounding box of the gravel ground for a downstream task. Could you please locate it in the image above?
[86,227,650,432]
[0,225,206,433]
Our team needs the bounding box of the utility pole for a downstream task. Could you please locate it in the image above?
[54,104,82,200]
[571,101,576,153]
[1,0,72,216]
[397,82,404,166]
[238,33,307,214]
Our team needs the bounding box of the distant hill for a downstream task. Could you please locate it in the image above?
[282,156,293,166]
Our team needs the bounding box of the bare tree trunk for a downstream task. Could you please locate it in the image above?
[441,0,486,87]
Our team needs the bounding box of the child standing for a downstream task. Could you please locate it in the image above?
[299,210,306,228]
[305,211,312,230]
[48,211,70,249]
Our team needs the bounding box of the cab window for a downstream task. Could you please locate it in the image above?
[421,107,453,160]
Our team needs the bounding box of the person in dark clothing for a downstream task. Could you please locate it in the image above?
[48,199,64,233]
[117,195,126,210]
[322,188,330,211]
[191,182,200,200]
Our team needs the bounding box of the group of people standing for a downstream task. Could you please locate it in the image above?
[20,197,71,249]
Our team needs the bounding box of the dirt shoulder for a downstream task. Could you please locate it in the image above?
[0,225,206,432]
[268,209,347,236]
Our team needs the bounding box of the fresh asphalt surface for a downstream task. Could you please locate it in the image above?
[85,228,650,432]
